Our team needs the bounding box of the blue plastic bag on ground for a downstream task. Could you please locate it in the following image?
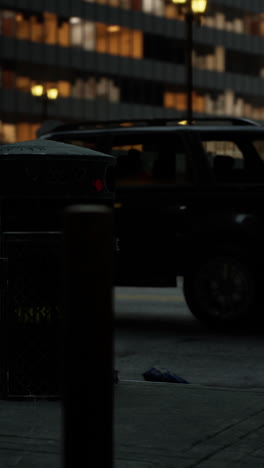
[143,367,189,384]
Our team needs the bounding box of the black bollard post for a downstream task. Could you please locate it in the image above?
[62,205,113,468]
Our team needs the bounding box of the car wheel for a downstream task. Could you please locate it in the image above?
[183,253,257,329]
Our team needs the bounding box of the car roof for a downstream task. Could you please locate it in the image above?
[40,125,264,140]
[37,116,262,137]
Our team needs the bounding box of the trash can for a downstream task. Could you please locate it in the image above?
[0,139,115,398]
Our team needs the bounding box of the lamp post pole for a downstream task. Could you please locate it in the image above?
[173,0,207,124]
[41,95,49,121]
[186,3,193,124]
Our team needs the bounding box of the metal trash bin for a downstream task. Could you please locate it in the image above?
[0,139,115,398]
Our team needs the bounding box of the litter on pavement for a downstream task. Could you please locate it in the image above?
[143,367,189,384]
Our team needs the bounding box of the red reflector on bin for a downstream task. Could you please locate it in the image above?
[91,178,104,192]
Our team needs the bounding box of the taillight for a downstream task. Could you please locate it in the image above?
[91,178,104,192]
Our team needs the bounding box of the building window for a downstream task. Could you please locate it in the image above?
[204,90,264,120]
[131,0,141,10]
[108,25,120,55]
[71,76,120,102]
[83,21,96,50]
[142,0,164,16]
[0,122,41,143]
[70,17,83,46]
[192,46,225,73]
[58,80,71,97]
[44,12,57,44]
[202,10,264,37]
[0,10,16,36]
[16,75,31,92]
[30,15,44,42]
[96,23,107,53]
[96,23,142,58]
[16,12,30,40]
[2,68,15,89]
[16,122,32,141]
[163,91,205,113]
[120,0,131,8]
[58,19,70,46]
[0,122,16,143]
[120,27,132,56]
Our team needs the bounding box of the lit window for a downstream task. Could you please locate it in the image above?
[83,21,96,50]
[30,15,44,43]
[16,12,30,40]
[132,30,143,58]
[58,80,71,97]
[96,23,107,53]
[16,76,31,93]
[44,12,57,44]
[142,0,164,15]
[58,20,70,46]
[2,123,16,143]
[17,122,31,142]
[108,26,120,55]
[120,28,131,56]
[70,18,83,46]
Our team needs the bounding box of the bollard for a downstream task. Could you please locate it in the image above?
[62,205,113,468]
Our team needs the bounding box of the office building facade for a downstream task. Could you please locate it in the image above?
[0,0,264,142]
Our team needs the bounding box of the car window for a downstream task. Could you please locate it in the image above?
[111,134,193,187]
[201,137,264,183]
[253,140,264,161]
[202,140,244,166]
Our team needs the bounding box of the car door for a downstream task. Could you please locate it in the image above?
[110,130,203,286]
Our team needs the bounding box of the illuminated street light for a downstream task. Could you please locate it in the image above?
[191,0,207,14]
[31,84,59,120]
[172,0,208,123]
[31,84,44,97]
[47,88,59,100]
[172,0,207,13]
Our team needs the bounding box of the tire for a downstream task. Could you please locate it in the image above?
[183,253,258,329]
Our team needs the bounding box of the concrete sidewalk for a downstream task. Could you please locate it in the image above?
[115,382,264,468]
[1,382,264,467]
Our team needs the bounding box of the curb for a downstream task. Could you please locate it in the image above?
[118,379,264,393]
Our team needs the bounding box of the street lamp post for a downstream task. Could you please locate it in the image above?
[173,0,208,123]
[186,7,193,123]
[31,84,59,121]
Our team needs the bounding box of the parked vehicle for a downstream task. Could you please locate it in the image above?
[39,117,264,328]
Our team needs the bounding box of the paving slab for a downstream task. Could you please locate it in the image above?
[114,382,264,468]
[0,400,62,468]
[1,382,264,467]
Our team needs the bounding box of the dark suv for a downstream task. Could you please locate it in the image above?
[39,117,264,328]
